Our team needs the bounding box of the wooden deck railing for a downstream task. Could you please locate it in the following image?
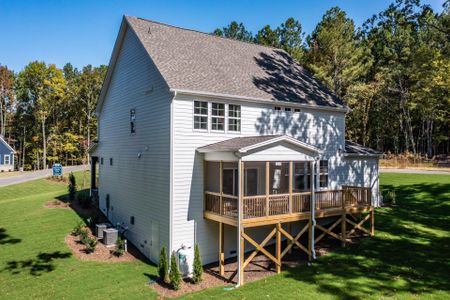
[205,187,371,220]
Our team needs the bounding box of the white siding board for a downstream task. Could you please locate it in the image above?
[97,27,171,263]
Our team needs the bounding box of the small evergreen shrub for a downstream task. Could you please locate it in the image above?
[68,173,77,201]
[158,247,169,283]
[85,237,97,254]
[192,243,203,284]
[79,228,89,244]
[112,237,126,257]
[71,221,84,236]
[169,253,182,290]
[387,190,397,205]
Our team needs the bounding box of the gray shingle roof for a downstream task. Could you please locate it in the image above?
[345,140,382,156]
[125,16,346,109]
[198,135,282,152]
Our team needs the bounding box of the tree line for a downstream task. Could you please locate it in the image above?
[214,0,449,157]
[0,62,106,170]
[0,0,448,171]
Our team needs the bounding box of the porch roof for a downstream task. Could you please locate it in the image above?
[197,135,321,160]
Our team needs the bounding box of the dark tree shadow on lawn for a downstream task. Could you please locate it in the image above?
[282,182,450,300]
[2,251,72,276]
[0,228,22,245]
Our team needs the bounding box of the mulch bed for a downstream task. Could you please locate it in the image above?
[65,231,137,262]
[149,236,348,299]
[44,199,70,209]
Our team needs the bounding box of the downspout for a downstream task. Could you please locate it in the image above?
[236,158,243,288]
[310,158,319,260]
[169,90,176,256]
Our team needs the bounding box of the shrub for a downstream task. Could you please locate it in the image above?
[386,190,397,205]
[71,221,85,236]
[112,237,126,257]
[85,237,98,254]
[192,243,203,284]
[77,190,91,208]
[169,253,182,290]
[79,228,89,244]
[68,173,77,201]
[158,247,169,283]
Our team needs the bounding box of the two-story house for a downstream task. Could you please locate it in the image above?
[89,16,381,285]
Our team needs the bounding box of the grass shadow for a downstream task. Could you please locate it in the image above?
[2,251,72,276]
[0,228,22,245]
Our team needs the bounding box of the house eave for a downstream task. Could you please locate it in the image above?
[170,88,350,113]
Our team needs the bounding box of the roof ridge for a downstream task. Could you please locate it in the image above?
[127,15,281,52]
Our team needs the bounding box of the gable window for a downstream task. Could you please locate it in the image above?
[4,155,10,165]
[194,101,208,130]
[319,160,328,188]
[228,104,241,132]
[130,109,136,134]
[211,103,225,131]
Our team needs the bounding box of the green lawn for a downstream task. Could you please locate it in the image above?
[0,172,158,299]
[1,173,449,299]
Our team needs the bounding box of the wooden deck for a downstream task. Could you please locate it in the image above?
[204,187,372,227]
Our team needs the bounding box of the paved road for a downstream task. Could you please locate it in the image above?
[380,168,450,175]
[0,165,89,187]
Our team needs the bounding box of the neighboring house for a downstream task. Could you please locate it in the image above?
[89,16,381,284]
[0,136,15,172]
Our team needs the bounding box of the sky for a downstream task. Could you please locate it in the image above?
[0,0,445,72]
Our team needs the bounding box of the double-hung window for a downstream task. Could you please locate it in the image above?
[4,155,10,165]
[194,101,208,130]
[319,160,328,188]
[228,104,241,132]
[211,103,225,131]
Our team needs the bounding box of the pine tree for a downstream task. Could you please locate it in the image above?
[157,247,169,283]
[169,253,181,290]
[192,243,203,284]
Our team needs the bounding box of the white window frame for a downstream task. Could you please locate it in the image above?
[193,100,208,131]
[211,102,225,132]
[318,160,329,190]
[4,154,10,165]
[228,104,241,133]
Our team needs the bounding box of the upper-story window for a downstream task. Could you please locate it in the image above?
[130,109,136,134]
[284,107,291,112]
[228,104,241,132]
[274,106,281,111]
[211,103,225,131]
[194,101,208,130]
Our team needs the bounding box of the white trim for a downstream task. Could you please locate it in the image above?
[343,153,382,158]
[171,88,349,113]
[0,136,15,153]
[169,91,175,256]
[4,154,10,165]
[239,135,321,154]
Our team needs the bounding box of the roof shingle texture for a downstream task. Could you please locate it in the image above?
[345,140,382,155]
[198,135,283,152]
[126,16,345,109]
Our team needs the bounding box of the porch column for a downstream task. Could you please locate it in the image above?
[219,161,223,215]
[308,160,316,261]
[265,161,269,216]
[238,160,244,286]
[289,161,293,214]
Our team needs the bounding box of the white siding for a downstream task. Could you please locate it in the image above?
[343,156,380,206]
[96,26,171,263]
[171,94,349,263]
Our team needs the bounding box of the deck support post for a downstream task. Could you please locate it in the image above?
[239,228,244,285]
[276,223,281,273]
[341,212,347,247]
[219,222,225,276]
[370,207,375,237]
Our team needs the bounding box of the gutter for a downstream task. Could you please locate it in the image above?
[170,88,349,113]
